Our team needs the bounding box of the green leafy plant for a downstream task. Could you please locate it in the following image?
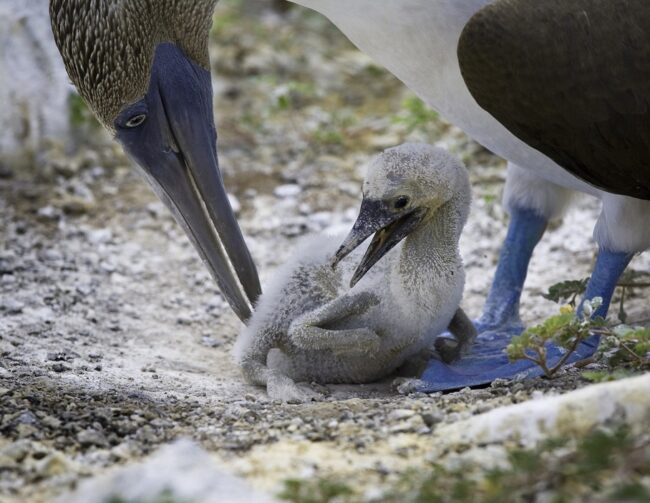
[507,297,649,378]
[273,81,317,112]
[69,92,100,129]
[210,0,244,39]
[581,369,636,383]
[598,324,650,370]
[506,298,605,377]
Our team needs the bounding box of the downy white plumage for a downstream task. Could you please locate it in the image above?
[234,144,476,401]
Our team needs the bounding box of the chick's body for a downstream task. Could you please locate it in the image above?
[234,144,472,401]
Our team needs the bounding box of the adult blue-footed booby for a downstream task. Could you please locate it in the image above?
[49,0,260,321]
[235,144,475,401]
[291,0,650,388]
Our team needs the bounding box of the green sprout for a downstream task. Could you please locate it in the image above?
[614,270,650,323]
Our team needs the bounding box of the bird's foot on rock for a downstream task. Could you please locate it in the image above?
[267,374,322,403]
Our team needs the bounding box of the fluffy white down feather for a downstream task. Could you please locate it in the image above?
[234,144,472,401]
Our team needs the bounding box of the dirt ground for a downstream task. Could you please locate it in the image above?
[1,2,649,502]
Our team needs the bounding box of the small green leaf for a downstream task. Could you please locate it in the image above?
[542,278,590,305]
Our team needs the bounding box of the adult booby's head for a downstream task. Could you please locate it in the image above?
[333,143,470,287]
[49,0,260,321]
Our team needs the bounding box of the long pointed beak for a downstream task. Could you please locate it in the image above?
[332,199,426,287]
[164,98,260,322]
[117,43,261,322]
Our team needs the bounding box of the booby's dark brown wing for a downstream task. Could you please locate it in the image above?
[458,0,650,200]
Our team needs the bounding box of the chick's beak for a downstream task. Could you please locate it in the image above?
[332,199,426,287]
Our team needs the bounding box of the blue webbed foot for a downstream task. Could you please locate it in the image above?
[416,205,634,393]
[420,321,599,393]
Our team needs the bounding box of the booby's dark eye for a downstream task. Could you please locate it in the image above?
[125,114,147,128]
[394,196,410,209]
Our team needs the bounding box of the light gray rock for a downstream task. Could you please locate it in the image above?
[434,373,650,448]
[57,439,277,503]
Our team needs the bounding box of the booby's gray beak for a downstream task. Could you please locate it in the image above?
[332,199,426,287]
[115,43,261,322]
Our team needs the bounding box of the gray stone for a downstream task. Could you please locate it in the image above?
[77,429,109,448]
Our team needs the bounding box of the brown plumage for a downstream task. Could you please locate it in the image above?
[49,0,216,129]
[458,0,650,200]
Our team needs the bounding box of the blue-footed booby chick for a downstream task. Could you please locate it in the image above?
[234,144,475,401]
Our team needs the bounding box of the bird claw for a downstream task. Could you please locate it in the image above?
[434,336,461,363]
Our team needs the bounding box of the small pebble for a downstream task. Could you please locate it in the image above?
[77,429,109,448]
[273,184,301,198]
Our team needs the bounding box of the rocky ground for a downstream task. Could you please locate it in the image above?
[1,2,649,502]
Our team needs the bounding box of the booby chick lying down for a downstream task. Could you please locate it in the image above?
[234,144,476,401]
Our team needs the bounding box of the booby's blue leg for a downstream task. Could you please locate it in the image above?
[476,207,548,335]
[574,249,634,355]
[580,249,634,319]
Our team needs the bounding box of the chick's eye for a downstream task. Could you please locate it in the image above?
[125,114,147,128]
[394,196,409,209]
